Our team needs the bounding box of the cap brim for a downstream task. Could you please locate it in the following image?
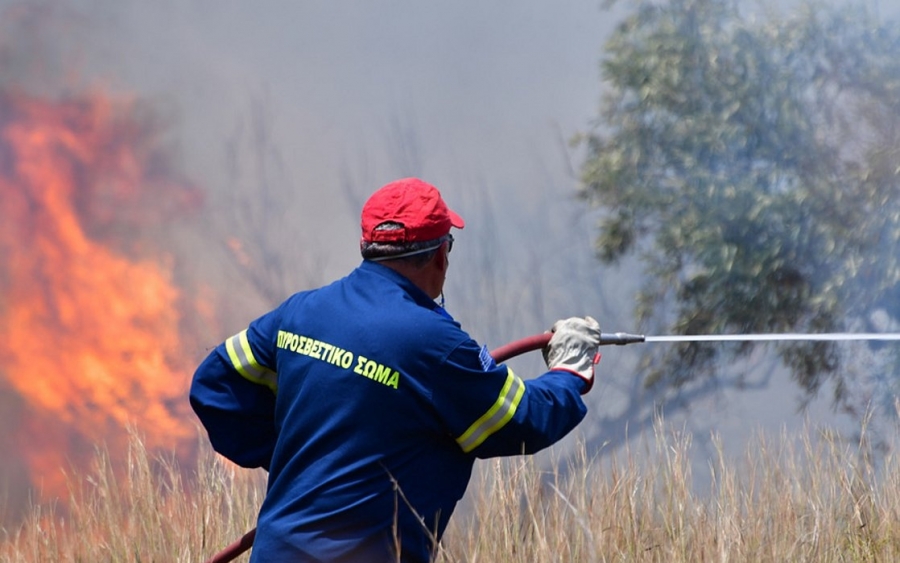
[448,209,465,229]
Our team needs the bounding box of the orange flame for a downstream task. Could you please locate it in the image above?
[0,89,204,502]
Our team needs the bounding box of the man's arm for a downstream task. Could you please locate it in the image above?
[464,367,588,458]
[190,347,277,469]
[190,312,283,470]
[435,317,600,458]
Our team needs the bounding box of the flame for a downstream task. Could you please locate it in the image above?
[0,89,204,502]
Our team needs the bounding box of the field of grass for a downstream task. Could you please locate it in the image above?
[2,418,900,562]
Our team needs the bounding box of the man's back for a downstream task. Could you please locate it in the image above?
[249,261,483,562]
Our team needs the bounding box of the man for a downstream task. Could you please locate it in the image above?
[190,177,602,562]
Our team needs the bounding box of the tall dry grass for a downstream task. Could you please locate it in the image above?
[3,417,900,562]
[0,429,266,563]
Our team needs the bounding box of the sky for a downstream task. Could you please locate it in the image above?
[2,0,895,511]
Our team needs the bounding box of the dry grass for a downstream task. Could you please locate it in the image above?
[3,418,900,562]
[442,418,900,563]
[0,429,266,563]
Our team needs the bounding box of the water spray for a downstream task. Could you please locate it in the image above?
[646,333,900,343]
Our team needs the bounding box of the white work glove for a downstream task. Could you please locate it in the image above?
[542,316,602,394]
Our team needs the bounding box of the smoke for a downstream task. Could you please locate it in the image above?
[4,0,892,526]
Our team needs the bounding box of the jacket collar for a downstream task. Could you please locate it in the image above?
[358,259,440,312]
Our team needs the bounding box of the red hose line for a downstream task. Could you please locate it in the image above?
[205,529,256,563]
[202,333,549,563]
[489,332,551,364]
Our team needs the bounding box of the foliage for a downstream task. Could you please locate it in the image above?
[580,0,900,409]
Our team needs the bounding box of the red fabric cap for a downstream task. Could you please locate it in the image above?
[361,178,465,243]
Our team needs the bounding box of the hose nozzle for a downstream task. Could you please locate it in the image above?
[599,332,646,346]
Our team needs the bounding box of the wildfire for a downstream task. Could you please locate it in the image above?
[0,89,204,501]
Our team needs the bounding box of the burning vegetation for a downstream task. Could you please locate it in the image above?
[0,88,205,508]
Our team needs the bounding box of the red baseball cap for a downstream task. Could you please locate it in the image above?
[361,178,465,243]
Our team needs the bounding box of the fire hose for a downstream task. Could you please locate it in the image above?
[203,330,644,563]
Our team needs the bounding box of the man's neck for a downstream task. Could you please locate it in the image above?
[378,260,441,300]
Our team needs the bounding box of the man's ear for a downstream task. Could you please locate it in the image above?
[433,244,448,271]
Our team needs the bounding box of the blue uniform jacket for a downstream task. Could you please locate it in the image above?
[190,260,587,562]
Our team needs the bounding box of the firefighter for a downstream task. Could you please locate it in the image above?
[190,177,602,562]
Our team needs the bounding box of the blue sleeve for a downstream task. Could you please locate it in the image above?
[189,308,283,470]
[475,371,587,457]
[432,339,587,459]
[190,349,277,469]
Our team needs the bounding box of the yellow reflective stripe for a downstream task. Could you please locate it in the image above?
[225,329,278,393]
[456,369,525,453]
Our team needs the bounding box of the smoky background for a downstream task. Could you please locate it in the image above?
[1,0,898,526]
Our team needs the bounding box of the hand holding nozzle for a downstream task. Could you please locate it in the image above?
[488,325,645,395]
[490,330,645,363]
[542,316,603,394]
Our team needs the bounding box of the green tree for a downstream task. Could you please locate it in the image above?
[580,0,900,413]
